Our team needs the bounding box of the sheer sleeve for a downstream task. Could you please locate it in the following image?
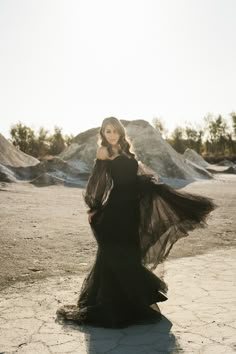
[137,174,217,270]
[83,159,113,212]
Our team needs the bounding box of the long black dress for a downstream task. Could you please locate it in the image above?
[57,155,216,328]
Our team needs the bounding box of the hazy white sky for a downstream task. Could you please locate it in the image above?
[0,0,236,138]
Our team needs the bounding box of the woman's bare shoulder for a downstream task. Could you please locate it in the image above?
[96,146,109,160]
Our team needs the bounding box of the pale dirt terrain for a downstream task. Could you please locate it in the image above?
[0,174,235,291]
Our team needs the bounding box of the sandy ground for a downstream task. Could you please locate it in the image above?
[0,174,235,291]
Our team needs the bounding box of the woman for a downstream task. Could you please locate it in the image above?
[57,117,216,328]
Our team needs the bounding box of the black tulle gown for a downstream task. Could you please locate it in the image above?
[57,155,216,328]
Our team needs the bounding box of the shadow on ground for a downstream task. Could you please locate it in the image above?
[57,315,182,354]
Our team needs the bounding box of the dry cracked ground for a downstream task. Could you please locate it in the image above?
[0,174,236,354]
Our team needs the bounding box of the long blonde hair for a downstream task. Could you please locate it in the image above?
[99,117,135,158]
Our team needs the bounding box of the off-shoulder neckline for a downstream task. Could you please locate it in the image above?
[96,155,135,162]
[110,155,124,161]
[109,155,136,161]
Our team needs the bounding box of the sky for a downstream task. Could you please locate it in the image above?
[0,0,236,139]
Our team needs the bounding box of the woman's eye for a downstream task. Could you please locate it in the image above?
[105,130,117,134]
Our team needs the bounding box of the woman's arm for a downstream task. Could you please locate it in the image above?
[83,148,113,214]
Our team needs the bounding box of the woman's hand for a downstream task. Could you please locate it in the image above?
[88,210,97,224]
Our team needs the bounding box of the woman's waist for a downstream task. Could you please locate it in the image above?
[109,185,139,202]
[112,182,138,192]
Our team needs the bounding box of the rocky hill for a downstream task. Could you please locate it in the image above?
[3,120,232,186]
[61,119,212,181]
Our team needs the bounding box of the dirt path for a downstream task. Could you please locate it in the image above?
[0,174,235,290]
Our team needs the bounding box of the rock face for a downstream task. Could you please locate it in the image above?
[0,133,39,167]
[61,120,212,181]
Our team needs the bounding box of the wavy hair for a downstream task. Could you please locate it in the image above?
[99,117,135,158]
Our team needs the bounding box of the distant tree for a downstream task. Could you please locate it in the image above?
[211,115,227,141]
[202,113,236,155]
[230,112,236,137]
[168,127,186,153]
[64,133,74,146]
[48,126,66,155]
[225,132,236,154]
[184,126,203,153]
[10,122,36,156]
[36,127,50,157]
[205,115,229,153]
[152,117,168,139]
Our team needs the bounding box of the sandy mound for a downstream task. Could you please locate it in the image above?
[183,159,212,178]
[183,148,209,168]
[9,157,88,186]
[217,160,236,167]
[60,129,99,171]
[30,173,65,186]
[184,148,236,174]
[0,133,39,167]
[205,165,235,174]
[124,120,211,179]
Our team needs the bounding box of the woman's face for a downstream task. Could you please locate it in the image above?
[103,124,120,146]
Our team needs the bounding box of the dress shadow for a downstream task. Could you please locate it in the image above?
[56,315,182,353]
